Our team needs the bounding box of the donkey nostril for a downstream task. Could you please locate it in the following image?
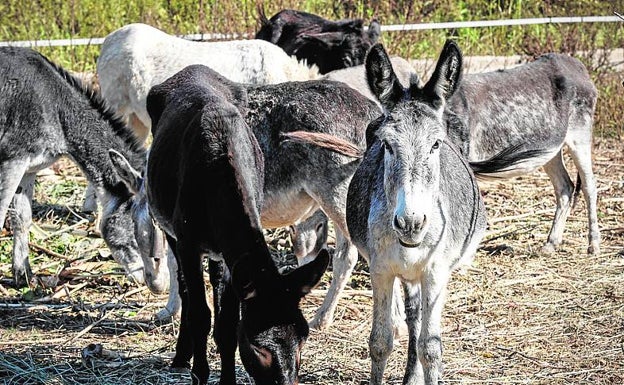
[394,215,406,230]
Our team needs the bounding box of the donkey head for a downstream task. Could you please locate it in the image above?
[233,249,330,385]
[107,149,170,294]
[289,210,329,266]
[365,41,462,247]
[299,20,380,73]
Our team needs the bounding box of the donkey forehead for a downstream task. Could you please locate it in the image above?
[378,102,445,143]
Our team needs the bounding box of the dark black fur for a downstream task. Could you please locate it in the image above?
[145,65,329,385]
[256,8,381,74]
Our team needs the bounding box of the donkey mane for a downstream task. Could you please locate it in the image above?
[38,52,145,156]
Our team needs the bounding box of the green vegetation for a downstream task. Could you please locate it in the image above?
[0,0,622,136]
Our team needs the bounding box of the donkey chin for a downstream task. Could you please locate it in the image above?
[143,262,170,294]
[397,233,427,248]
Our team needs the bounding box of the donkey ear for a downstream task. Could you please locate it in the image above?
[285,248,330,297]
[366,44,404,110]
[146,85,168,132]
[341,19,365,32]
[421,40,463,108]
[368,20,381,42]
[109,149,142,194]
[300,32,344,48]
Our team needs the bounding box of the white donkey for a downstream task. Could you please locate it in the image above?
[97,23,320,144]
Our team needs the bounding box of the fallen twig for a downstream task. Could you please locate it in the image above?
[28,242,72,260]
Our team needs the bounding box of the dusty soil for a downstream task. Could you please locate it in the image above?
[0,137,623,385]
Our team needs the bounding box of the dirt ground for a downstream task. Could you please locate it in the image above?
[0,137,623,385]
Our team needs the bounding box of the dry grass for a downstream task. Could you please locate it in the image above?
[1,138,623,385]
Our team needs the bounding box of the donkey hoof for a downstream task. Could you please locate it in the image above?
[155,307,180,323]
[540,243,556,255]
[12,267,33,288]
[191,363,210,385]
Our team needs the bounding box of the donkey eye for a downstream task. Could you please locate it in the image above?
[430,140,441,153]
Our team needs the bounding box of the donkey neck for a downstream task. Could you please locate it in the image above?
[49,66,146,198]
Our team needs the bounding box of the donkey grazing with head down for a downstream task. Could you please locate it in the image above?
[446,53,600,254]
[346,41,548,384]
[111,64,330,385]
[0,47,167,290]
[156,207,331,321]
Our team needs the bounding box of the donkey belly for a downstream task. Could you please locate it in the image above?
[260,189,319,228]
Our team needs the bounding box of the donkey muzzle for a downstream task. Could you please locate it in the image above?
[393,213,427,247]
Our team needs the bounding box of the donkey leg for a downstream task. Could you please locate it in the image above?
[10,173,36,288]
[542,152,574,254]
[402,281,424,385]
[309,228,358,330]
[369,271,396,385]
[568,141,600,255]
[168,236,193,370]
[82,183,99,213]
[0,160,27,231]
[419,266,450,385]
[391,278,408,339]
[0,160,29,287]
[156,247,182,321]
[209,258,240,385]
[176,240,211,385]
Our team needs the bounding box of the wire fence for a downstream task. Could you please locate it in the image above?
[0,15,621,48]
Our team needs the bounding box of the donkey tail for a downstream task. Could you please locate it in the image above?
[280,131,364,158]
[469,143,550,177]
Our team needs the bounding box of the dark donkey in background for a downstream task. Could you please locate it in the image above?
[0,47,167,290]
[256,8,381,74]
[135,65,329,385]
[447,52,600,254]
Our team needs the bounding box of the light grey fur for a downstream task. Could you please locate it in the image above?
[449,53,600,254]
[347,42,487,385]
